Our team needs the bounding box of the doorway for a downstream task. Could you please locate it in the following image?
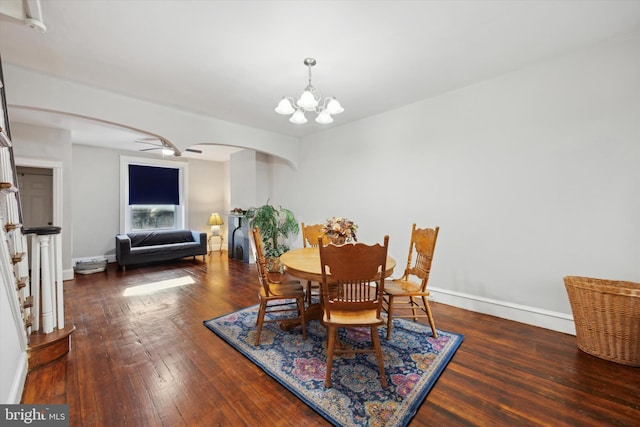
[16,166,54,227]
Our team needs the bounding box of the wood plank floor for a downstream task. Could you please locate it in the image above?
[22,255,640,426]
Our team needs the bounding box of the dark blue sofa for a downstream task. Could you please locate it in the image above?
[116,229,207,270]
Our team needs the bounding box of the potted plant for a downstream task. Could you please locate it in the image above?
[248,202,299,272]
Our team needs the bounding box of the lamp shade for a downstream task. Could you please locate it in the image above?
[289,110,308,124]
[326,97,344,115]
[208,213,224,226]
[315,110,333,124]
[275,97,295,115]
[296,90,318,111]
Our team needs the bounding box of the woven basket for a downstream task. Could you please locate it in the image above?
[564,276,640,367]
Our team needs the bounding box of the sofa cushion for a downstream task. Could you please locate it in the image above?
[128,230,195,247]
[130,242,201,255]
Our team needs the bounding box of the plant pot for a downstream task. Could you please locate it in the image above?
[331,236,347,245]
[265,256,283,273]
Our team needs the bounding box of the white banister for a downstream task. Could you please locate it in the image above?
[26,226,63,334]
[55,231,63,328]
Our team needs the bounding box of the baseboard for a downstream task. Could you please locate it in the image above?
[429,287,576,335]
[6,351,27,403]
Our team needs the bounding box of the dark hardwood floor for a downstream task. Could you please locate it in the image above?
[22,255,639,426]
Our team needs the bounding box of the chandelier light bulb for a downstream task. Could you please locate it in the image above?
[289,110,307,124]
[275,97,295,115]
[326,97,344,115]
[275,58,343,125]
[315,110,333,124]
[297,90,318,111]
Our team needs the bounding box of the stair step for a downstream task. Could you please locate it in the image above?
[27,325,76,371]
[23,295,33,309]
[4,222,21,232]
[11,251,25,264]
[24,314,33,329]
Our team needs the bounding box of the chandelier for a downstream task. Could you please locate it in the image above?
[275,58,344,124]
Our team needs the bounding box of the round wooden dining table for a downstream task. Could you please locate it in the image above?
[279,246,396,327]
[280,247,396,283]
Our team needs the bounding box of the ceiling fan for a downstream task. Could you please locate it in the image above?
[134,137,203,155]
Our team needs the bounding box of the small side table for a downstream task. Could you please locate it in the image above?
[208,234,224,256]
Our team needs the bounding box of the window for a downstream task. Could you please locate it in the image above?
[130,205,176,230]
[120,156,189,233]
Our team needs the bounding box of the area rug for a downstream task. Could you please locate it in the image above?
[203,305,463,427]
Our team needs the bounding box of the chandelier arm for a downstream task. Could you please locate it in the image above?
[317,97,332,111]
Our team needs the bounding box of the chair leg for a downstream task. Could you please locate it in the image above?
[306,280,312,303]
[255,300,267,346]
[371,326,388,388]
[386,296,394,340]
[325,326,337,388]
[422,296,438,338]
[410,296,420,321]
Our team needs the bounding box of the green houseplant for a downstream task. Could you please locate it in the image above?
[248,202,299,271]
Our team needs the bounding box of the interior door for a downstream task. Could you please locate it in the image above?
[16,166,53,227]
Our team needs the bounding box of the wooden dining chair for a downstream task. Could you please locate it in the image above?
[383,224,439,340]
[318,235,389,388]
[250,227,307,346]
[301,222,329,303]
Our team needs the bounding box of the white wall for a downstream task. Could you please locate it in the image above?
[186,157,227,238]
[272,36,640,333]
[11,123,74,278]
[229,150,258,209]
[4,64,300,167]
[71,145,121,259]
[72,144,227,261]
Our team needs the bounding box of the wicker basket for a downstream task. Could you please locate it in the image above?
[564,276,640,367]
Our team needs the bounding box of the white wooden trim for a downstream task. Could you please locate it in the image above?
[5,352,28,404]
[119,155,189,234]
[429,287,576,335]
[14,157,63,228]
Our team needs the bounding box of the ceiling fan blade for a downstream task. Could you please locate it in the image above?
[135,140,162,147]
[139,147,161,152]
[185,148,203,154]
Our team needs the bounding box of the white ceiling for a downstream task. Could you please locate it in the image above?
[1,1,639,161]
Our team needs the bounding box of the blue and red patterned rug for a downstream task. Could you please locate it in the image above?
[204,305,463,427]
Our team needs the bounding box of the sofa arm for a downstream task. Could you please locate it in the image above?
[192,230,208,255]
[115,234,132,266]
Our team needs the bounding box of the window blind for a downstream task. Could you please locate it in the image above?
[128,164,179,205]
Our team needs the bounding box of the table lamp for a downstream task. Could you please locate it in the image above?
[208,213,224,236]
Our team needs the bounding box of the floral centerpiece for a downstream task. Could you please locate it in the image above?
[321,216,358,244]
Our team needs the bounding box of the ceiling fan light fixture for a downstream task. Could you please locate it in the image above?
[161,148,175,156]
[276,58,343,125]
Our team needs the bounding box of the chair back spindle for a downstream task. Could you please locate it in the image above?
[319,236,388,321]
